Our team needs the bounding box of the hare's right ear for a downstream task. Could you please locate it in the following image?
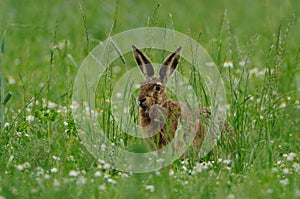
[132,45,154,79]
[159,46,182,84]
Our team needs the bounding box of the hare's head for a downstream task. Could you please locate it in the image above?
[132,45,182,110]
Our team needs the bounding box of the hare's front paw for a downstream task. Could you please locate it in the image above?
[142,105,167,136]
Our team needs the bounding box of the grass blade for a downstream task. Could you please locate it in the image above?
[1,28,7,131]
[0,29,6,54]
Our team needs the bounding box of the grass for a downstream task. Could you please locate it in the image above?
[0,0,300,198]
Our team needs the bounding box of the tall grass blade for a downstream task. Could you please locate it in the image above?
[0,28,6,131]
[0,29,6,54]
[78,1,90,54]
[2,92,12,105]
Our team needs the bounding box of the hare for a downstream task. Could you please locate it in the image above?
[132,45,233,158]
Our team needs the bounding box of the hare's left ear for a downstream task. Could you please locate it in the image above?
[159,47,182,84]
[132,45,155,79]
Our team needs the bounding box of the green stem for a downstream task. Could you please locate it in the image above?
[0,28,6,131]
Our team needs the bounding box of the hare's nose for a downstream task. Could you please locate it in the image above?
[137,97,147,107]
[138,97,146,104]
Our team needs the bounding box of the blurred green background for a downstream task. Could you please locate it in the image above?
[0,1,299,199]
[1,0,299,102]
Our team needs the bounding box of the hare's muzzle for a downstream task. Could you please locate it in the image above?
[137,97,147,109]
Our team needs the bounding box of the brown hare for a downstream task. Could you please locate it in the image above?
[132,45,233,159]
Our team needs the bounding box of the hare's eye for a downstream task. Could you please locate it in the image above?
[155,84,161,91]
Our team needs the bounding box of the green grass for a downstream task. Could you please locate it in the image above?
[0,0,300,198]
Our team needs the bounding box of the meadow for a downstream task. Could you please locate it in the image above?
[0,0,300,198]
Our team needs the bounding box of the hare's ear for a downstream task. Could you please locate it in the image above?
[159,47,182,84]
[132,45,154,79]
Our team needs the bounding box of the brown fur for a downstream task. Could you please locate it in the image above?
[140,99,181,148]
[133,45,234,158]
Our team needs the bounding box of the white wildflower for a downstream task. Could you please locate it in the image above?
[16,164,24,171]
[44,174,50,179]
[223,61,233,68]
[287,155,294,162]
[288,152,297,158]
[53,179,61,187]
[97,164,102,169]
[283,154,288,158]
[26,115,34,122]
[280,178,289,186]
[16,132,22,137]
[223,159,232,165]
[67,155,74,161]
[187,85,193,90]
[104,173,110,179]
[194,161,211,173]
[8,76,16,84]
[282,168,289,174]
[36,167,44,176]
[120,173,129,178]
[76,176,87,185]
[227,194,235,199]
[98,159,105,164]
[103,163,111,170]
[284,152,297,161]
[145,185,155,192]
[239,61,246,67]
[267,188,273,194]
[69,170,78,177]
[98,184,106,190]
[205,62,215,67]
[50,168,58,173]
[249,68,266,77]
[101,144,106,151]
[47,101,57,108]
[57,40,70,50]
[94,171,101,177]
[280,102,286,108]
[23,162,31,169]
[116,92,122,98]
[107,178,116,184]
[52,156,60,161]
[293,163,300,173]
[123,108,129,114]
[112,65,121,73]
[272,168,278,173]
[70,101,79,110]
[169,168,174,176]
